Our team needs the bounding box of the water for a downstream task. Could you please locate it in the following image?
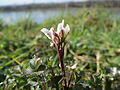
[0,8,120,24]
[0,8,80,24]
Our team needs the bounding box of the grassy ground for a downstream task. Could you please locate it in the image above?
[0,8,120,89]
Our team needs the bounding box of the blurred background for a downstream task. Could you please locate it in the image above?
[0,0,120,24]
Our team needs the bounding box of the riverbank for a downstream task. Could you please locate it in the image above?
[0,1,120,11]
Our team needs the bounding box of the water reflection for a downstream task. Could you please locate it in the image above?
[0,8,80,24]
[0,8,120,24]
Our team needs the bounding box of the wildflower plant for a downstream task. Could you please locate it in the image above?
[41,20,70,89]
[1,10,120,90]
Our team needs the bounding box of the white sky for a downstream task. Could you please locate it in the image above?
[0,0,87,6]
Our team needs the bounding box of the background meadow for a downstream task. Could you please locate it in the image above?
[0,5,120,90]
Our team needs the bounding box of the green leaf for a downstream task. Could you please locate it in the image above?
[37,65,46,71]
[51,75,62,84]
[0,72,6,82]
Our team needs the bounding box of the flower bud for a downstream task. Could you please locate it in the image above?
[53,32,58,37]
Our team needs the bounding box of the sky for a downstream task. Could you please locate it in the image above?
[0,0,87,6]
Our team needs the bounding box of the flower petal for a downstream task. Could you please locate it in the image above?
[57,20,64,34]
[64,24,70,35]
[49,27,55,40]
[50,42,55,48]
[50,27,54,33]
[41,28,51,39]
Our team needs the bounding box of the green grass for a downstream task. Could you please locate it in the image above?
[0,8,120,89]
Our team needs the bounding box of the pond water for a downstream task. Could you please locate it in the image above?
[0,8,120,24]
[0,8,80,24]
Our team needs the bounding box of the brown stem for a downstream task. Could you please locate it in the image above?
[57,45,67,90]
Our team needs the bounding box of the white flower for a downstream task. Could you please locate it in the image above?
[57,20,70,37]
[111,67,117,76]
[41,27,59,43]
[111,67,120,76]
[41,27,54,39]
[41,20,70,46]
[57,20,64,34]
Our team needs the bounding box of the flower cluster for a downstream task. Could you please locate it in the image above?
[41,20,70,89]
[41,20,70,48]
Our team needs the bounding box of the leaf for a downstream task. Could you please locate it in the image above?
[51,75,62,84]
[110,56,120,65]
[30,63,36,70]
[28,81,38,86]
[37,65,46,71]
[0,72,6,82]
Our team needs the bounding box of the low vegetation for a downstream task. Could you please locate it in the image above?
[0,8,120,89]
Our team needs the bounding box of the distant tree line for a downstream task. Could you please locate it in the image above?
[0,0,120,11]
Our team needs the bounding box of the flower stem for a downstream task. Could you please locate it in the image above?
[58,46,67,90]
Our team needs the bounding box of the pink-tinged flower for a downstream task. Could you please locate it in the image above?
[41,20,70,46]
[57,20,70,38]
[41,27,59,44]
[41,27,54,39]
